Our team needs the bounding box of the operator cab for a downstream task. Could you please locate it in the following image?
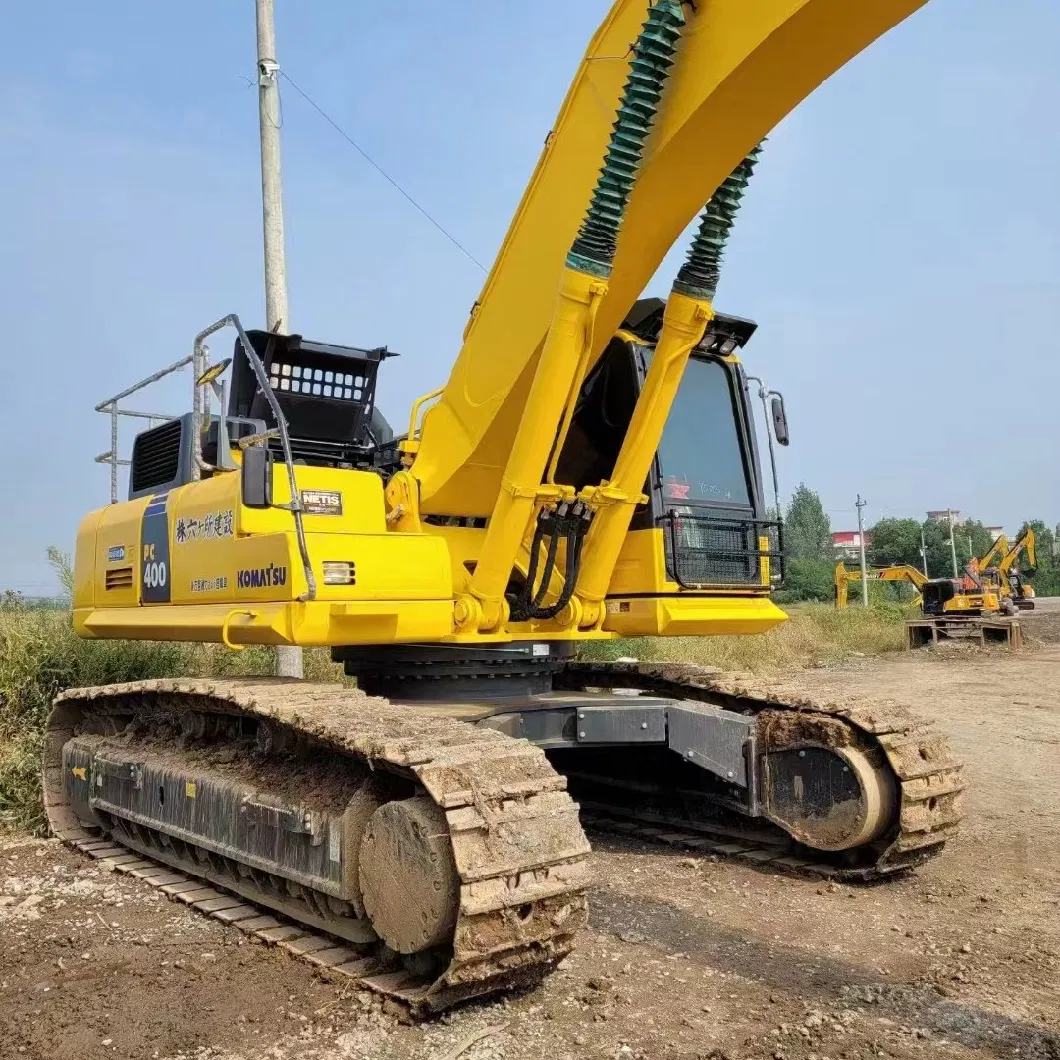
[554,298,784,588]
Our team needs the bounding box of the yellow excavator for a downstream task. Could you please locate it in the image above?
[980,530,1036,611]
[46,0,964,1012]
[836,532,1034,616]
[918,531,1037,619]
[834,562,926,608]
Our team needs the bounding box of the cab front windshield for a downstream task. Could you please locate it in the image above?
[656,356,752,509]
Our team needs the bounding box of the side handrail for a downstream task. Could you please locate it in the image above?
[94,353,197,503]
[191,314,317,602]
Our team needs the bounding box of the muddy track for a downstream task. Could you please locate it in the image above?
[42,678,591,1014]
[557,661,965,879]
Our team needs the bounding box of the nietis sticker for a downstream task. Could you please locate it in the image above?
[175,509,234,545]
[107,545,126,563]
[300,490,342,516]
[190,576,229,593]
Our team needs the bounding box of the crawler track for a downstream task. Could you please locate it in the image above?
[43,678,591,1014]
[556,661,965,880]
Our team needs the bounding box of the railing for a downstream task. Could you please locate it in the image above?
[93,315,316,602]
[193,314,317,600]
[660,510,785,589]
[94,350,206,503]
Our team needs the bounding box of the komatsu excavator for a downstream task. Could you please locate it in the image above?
[46,0,963,1012]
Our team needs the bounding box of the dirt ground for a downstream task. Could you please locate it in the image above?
[2,608,1059,1060]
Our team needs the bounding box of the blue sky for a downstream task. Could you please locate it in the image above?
[1,1,1057,593]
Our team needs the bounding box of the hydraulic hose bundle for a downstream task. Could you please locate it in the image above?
[507,501,594,622]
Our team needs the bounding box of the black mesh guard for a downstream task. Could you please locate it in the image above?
[661,510,784,589]
[229,330,390,460]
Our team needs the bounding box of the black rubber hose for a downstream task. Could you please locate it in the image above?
[533,527,564,609]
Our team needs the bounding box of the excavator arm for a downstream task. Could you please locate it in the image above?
[979,533,1010,572]
[999,529,1036,575]
[835,562,926,608]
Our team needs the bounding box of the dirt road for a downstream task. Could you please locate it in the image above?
[3,619,1059,1060]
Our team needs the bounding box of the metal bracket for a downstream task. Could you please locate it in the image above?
[667,705,753,787]
[240,798,320,840]
[575,704,666,743]
[92,758,143,790]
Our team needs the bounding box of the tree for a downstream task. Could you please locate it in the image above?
[868,517,983,578]
[784,484,832,561]
[868,518,923,569]
[0,588,25,611]
[777,558,836,603]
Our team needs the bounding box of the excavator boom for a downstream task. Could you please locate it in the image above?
[412,0,929,518]
[999,529,1036,575]
[835,562,926,608]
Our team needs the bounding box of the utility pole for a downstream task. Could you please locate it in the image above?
[947,509,959,579]
[856,494,869,606]
[920,528,929,578]
[257,0,287,335]
[256,0,302,679]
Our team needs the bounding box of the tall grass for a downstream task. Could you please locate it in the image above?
[578,602,908,670]
[0,603,905,835]
[0,608,342,834]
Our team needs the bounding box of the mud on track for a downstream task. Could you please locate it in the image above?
[1,630,1058,1060]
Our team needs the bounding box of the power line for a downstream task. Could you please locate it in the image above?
[280,71,488,273]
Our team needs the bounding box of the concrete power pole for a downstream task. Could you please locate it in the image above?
[256,0,303,679]
[856,494,869,607]
[947,509,959,579]
[920,528,929,578]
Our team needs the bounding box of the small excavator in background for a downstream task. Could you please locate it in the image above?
[838,534,1031,648]
[907,532,1032,648]
[834,562,925,608]
[981,529,1036,611]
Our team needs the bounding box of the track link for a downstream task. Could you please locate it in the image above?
[557,661,965,880]
[43,678,591,1013]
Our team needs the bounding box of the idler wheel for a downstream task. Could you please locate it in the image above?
[763,743,897,851]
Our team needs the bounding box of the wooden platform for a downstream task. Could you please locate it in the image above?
[906,616,1023,650]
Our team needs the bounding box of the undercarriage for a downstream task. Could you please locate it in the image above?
[44,650,963,1012]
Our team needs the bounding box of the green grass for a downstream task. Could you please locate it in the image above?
[0,602,905,835]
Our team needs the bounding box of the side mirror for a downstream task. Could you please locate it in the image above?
[241,445,273,509]
[770,394,790,447]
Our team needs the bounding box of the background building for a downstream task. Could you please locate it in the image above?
[832,530,872,560]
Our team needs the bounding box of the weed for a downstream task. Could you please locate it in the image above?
[0,610,342,834]
[576,602,907,670]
